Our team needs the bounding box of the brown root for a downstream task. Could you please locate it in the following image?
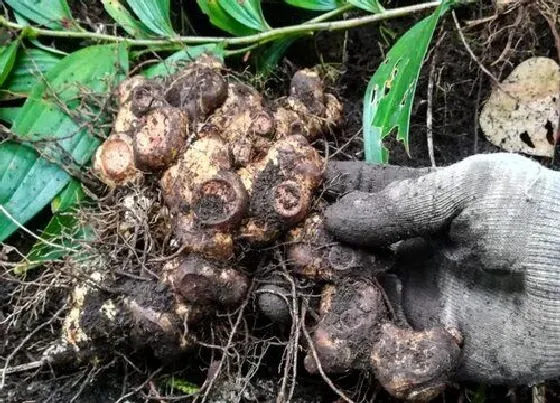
[192,171,249,230]
[274,69,343,141]
[371,324,461,401]
[256,284,292,323]
[113,76,147,136]
[133,107,189,171]
[62,270,195,363]
[130,79,167,117]
[165,66,228,122]
[164,254,249,307]
[304,278,389,374]
[161,136,239,259]
[93,133,141,188]
[208,81,274,167]
[286,213,389,281]
[239,135,324,244]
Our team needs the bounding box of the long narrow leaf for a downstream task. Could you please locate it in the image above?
[0,41,19,87]
[197,0,256,36]
[348,0,384,13]
[0,108,20,124]
[0,44,128,242]
[102,0,152,38]
[255,36,298,75]
[126,0,175,36]
[15,179,88,274]
[363,0,454,163]
[218,0,269,32]
[285,0,343,11]
[2,48,61,98]
[5,0,78,30]
[143,44,224,78]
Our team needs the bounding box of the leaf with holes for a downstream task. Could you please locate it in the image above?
[2,48,61,99]
[363,0,454,163]
[198,0,256,35]
[0,41,19,87]
[285,0,343,11]
[143,44,224,78]
[102,0,152,38]
[348,0,384,13]
[0,43,128,242]
[218,0,269,32]
[5,0,78,30]
[126,0,175,36]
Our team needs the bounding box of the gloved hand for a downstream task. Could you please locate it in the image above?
[324,153,560,385]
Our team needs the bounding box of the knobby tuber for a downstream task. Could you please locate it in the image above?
[69,54,464,401]
[302,276,462,400]
[61,261,200,364]
[286,213,389,280]
[288,214,462,400]
[83,55,340,362]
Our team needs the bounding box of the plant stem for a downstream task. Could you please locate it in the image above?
[308,3,354,23]
[0,2,442,48]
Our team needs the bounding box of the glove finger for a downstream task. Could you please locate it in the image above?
[324,161,435,195]
[325,161,478,247]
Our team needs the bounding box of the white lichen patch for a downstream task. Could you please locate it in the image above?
[62,271,105,348]
[480,57,560,157]
[100,299,118,321]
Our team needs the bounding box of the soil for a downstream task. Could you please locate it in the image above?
[2,0,560,402]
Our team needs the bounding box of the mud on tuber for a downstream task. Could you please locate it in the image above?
[55,54,464,401]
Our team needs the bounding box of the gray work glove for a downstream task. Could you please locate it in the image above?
[324,153,560,384]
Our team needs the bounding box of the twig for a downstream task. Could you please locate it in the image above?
[0,2,449,49]
[532,383,546,403]
[537,0,560,60]
[0,205,80,255]
[115,368,162,403]
[302,299,355,403]
[426,31,446,167]
[473,70,483,154]
[1,360,43,375]
[0,303,67,389]
[197,280,255,403]
[451,11,513,98]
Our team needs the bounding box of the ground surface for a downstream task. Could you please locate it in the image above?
[2,0,560,402]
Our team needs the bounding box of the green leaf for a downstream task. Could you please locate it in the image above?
[348,0,384,13]
[14,179,88,274]
[197,0,256,36]
[218,0,269,32]
[0,41,19,87]
[255,36,298,75]
[102,0,152,38]
[165,377,200,395]
[285,0,343,11]
[0,108,21,124]
[51,179,83,212]
[143,44,224,79]
[0,43,128,242]
[5,0,78,30]
[2,48,61,98]
[126,0,175,36]
[362,0,453,163]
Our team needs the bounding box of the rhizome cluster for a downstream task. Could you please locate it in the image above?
[55,55,462,401]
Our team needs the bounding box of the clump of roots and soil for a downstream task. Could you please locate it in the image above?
[1,54,461,403]
[2,1,560,402]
